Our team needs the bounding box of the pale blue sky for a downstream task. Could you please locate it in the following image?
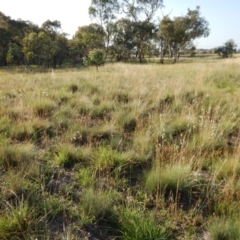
[1,0,239,49]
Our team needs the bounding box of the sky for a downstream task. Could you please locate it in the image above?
[1,0,240,49]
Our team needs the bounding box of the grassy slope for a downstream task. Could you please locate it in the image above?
[0,56,240,239]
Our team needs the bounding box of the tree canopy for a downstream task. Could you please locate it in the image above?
[215,39,237,58]
[0,3,215,67]
[159,6,210,63]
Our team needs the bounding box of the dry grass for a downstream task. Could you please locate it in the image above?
[0,55,240,239]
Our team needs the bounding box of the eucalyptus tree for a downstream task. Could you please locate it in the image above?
[6,42,23,65]
[0,12,40,66]
[121,0,163,22]
[83,48,105,71]
[224,39,237,57]
[0,28,11,66]
[67,39,84,66]
[215,39,237,58]
[41,20,68,68]
[22,31,49,66]
[89,0,120,58]
[22,32,38,65]
[111,18,135,61]
[159,6,210,63]
[120,0,163,62]
[74,23,105,56]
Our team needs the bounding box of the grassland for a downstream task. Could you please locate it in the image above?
[0,55,240,239]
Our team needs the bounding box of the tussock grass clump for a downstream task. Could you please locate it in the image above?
[32,99,56,118]
[32,120,55,144]
[6,107,28,121]
[158,94,175,112]
[55,145,90,168]
[70,129,89,146]
[159,120,196,146]
[213,157,240,180]
[119,207,171,240]
[68,83,79,93]
[90,103,114,120]
[145,164,193,194]
[50,91,72,105]
[93,146,129,172]
[123,117,137,133]
[114,91,131,104]
[80,188,120,221]
[0,143,35,170]
[0,201,37,239]
[1,169,33,200]
[9,121,33,142]
[180,90,205,105]
[78,167,95,187]
[208,217,240,240]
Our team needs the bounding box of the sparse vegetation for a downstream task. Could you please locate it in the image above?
[0,56,240,238]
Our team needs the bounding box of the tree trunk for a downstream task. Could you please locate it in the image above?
[139,53,142,63]
[168,45,172,59]
[160,40,164,64]
[172,49,177,63]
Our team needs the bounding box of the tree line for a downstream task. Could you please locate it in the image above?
[0,0,226,68]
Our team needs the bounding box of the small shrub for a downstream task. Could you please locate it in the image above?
[83,49,105,71]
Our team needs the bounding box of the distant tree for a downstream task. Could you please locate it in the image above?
[89,0,119,58]
[224,39,237,57]
[74,24,105,56]
[111,18,135,61]
[55,34,68,67]
[42,20,61,34]
[41,20,68,68]
[121,0,163,22]
[22,20,68,68]
[0,12,42,66]
[214,46,228,57]
[215,39,237,58]
[0,28,11,66]
[83,49,105,71]
[22,32,39,64]
[6,42,23,65]
[89,0,119,26]
[67,39,84,66]
[121,0,163,63]
[159,6,210,63]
